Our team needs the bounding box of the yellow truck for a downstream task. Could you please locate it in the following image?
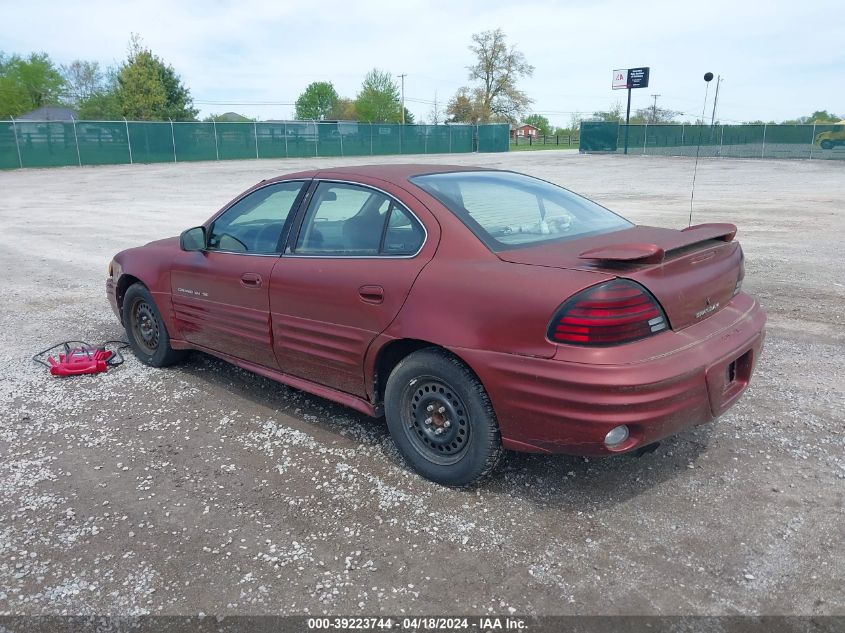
[815,121,845,149]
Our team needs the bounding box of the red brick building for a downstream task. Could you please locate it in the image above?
[511,124,540,139]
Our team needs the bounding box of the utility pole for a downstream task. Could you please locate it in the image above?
[399,73,407,125]
[650,94,661,123]
[624,87,632,154]
[710,76,722,127]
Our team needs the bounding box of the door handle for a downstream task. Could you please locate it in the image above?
[241,272,262,288]
[358,285,384,304]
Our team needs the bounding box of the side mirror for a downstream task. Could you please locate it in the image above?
[180,226,206,251]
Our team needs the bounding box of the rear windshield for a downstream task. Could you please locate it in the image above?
[410,171,632,251]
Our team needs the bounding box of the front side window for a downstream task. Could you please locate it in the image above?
[208,181,305,254]
[295,182,424,256]
[410,171,632,251]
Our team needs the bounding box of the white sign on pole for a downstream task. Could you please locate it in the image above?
[612,69,628,90]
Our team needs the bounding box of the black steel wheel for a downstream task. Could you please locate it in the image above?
[122,283,186,368]
[403,377,471,465]
[385,348,503,486]
[130,298,160,355]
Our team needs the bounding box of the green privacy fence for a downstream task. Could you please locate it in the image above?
[579,122,845,159]
[0,120,510,170]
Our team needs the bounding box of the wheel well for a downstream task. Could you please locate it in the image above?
[115,274,143,315]
[373,339,480,407]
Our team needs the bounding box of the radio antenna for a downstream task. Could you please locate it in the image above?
[689,72,714,227]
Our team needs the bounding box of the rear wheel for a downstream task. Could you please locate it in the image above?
[122,283,186,367]
[820,140,834,150]
[384,348,503,486]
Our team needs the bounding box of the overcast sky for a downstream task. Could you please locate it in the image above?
[1,0,842,126]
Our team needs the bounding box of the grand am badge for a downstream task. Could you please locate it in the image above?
[695,298,719,319]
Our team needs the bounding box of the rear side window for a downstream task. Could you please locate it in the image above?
[411,171,632,251]
[294,182,424,256]
[382,206,425,255]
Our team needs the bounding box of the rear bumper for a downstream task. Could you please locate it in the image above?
[455,293,766,455]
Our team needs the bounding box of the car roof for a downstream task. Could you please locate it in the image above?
[268,163,493,185]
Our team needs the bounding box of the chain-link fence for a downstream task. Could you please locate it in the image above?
[579,122,845,159]
[0,120,510,170]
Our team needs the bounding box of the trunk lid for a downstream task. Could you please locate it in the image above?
[497,224,743,331]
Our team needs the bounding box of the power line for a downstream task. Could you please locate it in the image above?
[193,100,296,106]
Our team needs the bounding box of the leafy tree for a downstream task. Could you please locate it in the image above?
[115,35,197,121]
[805,110,840,123]
[782,112,841,124]
[0,55,29,117]
[0,51,66,117]
[328,97,358,121]
[523,114,551,136]
[466,29,534,123]
[403,107,415,124]
[355,68,402,123]
[446,86,482,123]
[295,81,339,120]
[77,82,122,120]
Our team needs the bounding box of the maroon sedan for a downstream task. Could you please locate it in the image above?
[107,165,765,485]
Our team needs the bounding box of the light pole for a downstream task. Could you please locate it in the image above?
[710,76,723,127]
[690,72,715,227]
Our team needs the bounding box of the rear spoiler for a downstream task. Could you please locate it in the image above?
[578,223,737,264]
[679,222,737,241]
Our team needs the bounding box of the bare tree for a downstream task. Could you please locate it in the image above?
[467,29,534,123]
[569,111,582,133]
[592,101,624,122]
[633,106,682,124]
[60,60,104,105]
[429,91,442,125]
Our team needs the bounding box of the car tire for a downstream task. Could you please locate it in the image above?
[820,140,834,150]
[384,348,503,486]
[122,283,186,368]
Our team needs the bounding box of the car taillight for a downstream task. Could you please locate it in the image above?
[548,279,668,346]
[734,251,745,296]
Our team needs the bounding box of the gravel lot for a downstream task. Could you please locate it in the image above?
[0,152,842,617]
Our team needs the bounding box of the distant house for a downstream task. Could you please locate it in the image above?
[210,112,252,122]
[17,106,79,121]
[511,123,540,139]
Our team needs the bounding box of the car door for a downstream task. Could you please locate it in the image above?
[269,178,437,396]
[170,180,308,368]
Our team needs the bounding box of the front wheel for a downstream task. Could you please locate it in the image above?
[820,140,834,150]
[384,348,503,486]
[122,283,186,367]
